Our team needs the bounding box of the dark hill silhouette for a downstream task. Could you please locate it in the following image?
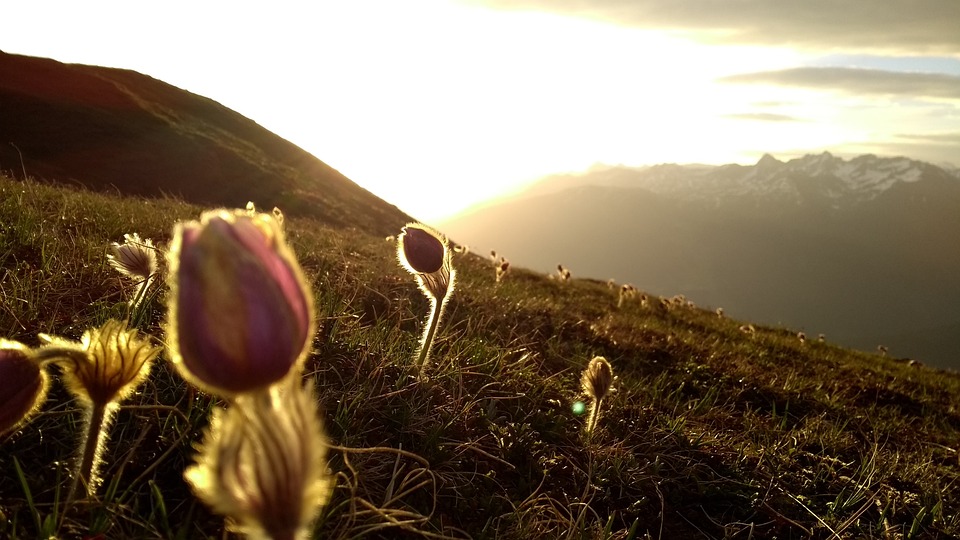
[0,51,409,235]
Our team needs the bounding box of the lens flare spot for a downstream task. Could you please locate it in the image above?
[572,401,586,416]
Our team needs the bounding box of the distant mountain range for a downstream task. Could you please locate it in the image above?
[439,153,960,369]
[0,51,410,235]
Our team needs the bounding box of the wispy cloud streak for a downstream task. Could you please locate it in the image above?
[719,68,960,99]
[466,0,960,53]
[723,112,802,122]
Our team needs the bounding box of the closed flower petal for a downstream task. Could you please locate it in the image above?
[396,223,454,302]
[167,209,314,396]
[398,226,444,274]
[0,340,48,435]
[581,356,614,403]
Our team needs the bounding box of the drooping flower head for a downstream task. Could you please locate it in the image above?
[185,381,333,540]
[166,208,314,397]
[0,340,48,435]
[396,223,455,302]
[38,319,159,407]
[107,233,158,282]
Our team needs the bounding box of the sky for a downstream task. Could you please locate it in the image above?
[3,0,959,222]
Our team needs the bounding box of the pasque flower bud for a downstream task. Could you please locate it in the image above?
[581,356,615,436]
[185,380,332,540]
[0,340,48,435]
[396,223,456,378]
[166,208,314,396]
[399,226,444,274]
[397,223,453,300]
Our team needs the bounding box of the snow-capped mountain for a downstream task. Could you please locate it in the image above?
[440,152,960,370]
[556,152,958,208]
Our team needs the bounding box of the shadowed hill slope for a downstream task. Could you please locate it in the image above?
[0,51,409,236]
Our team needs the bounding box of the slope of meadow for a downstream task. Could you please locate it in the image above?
[1,172,959,539]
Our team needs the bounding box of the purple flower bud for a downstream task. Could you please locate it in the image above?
[167,209,314,396]
[0,340,48,435]
[398,226,444,274]
[396,223,454,302]
[394,223,456,377]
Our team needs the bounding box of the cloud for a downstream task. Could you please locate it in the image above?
[751,101,795,108]
[829,137,960,167]
[896,132,960,144]
[723,112,802,122]
[464,0,960,54]
[718,67,960,99]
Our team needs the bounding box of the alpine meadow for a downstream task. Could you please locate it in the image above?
[1,52,960,540]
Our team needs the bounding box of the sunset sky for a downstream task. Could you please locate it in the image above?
[4,0,959,222]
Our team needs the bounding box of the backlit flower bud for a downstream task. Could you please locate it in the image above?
[167,208,314,396]
[0,340,48,435]
[582,356,614,403]
[581,356,615,436]
[395,223,457,378]
[396,223,454,301]
[185,381,333,540]
[399,226,444,273]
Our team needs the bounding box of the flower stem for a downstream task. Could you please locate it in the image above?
[68,401,114,503]
[585,398,603,436]
[416,297,445,379]
[127,276,154,325]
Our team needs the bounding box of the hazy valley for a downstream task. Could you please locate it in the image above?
[440,153,960,369]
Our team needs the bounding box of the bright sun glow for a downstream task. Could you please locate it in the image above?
[2,0,956,222]
[267,1,811,221]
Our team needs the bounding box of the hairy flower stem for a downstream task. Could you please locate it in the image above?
[68,401,115,503]
[585,398,603,437]
[416,298,445,379]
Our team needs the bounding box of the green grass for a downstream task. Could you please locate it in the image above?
[1,172,959,539]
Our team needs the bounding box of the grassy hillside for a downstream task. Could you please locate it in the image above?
[0,51,410,236]
[1,172,959,539]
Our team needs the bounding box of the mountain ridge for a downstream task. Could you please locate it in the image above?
[0,51,410,235]
[512,152,960,209]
